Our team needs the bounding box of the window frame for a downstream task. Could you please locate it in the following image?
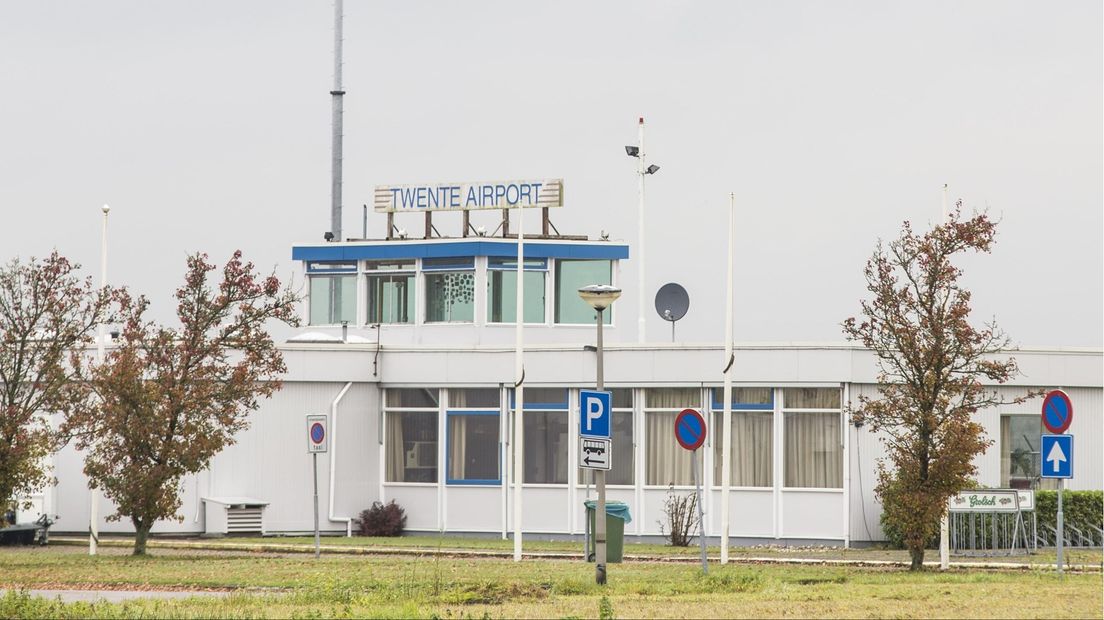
[780,388,843,490]
[445,409,501,486]
[486,258,549,325]
[383,407,440,485]
[643,387,704,489]
[552,258,615,325]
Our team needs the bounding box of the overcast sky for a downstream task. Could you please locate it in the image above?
[1,1,1100,347]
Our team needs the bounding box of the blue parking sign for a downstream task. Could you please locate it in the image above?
[1041,434,1073,479]
[579,390,611,438]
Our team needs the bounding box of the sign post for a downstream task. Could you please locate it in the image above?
[580,389,612,583]
[1040,389,1073,575]
[307,414,329,559]
[674,408,708,573]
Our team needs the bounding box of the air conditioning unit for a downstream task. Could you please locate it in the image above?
[202,497,268,537]
[405,442,436,469]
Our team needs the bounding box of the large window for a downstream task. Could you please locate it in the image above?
[518,388,569,484]
[554,260,612,324]
[385,389,439,483]
[487,258,546,323]
[782,388,842,489]
[309,270,356,326]
[645,388,701,486]
[447,389,501,485]
[424,258,475,323]
[1001,415,1058,490]
[712,388,773,488]
[579,389,634,486]
[366,260,414,324]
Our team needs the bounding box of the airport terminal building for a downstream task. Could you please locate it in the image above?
[36,199,1104,545]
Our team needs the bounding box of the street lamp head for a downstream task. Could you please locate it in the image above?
[578,284,622,311]
[645,164,660,175]
[101,204,110,214]
[624,145,639,158]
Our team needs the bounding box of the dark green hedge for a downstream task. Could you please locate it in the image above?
[879,490,1102,549]
[1035,490,1103,535]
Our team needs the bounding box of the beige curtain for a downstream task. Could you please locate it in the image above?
[386,412,405,482]
[646,412,694,486]
[713,411,773,487]
[449,416,466,480]
[784,412,842,488]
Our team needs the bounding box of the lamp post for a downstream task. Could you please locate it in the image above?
[578,284,621,586]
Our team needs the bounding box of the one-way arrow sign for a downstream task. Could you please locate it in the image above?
[1041,434,1073,479]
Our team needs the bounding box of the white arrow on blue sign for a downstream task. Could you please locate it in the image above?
[579,390,611,439]
[1041,434,1073,479]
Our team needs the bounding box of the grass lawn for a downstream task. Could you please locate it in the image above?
[0,546,1101,618]
[72,533,1104,567]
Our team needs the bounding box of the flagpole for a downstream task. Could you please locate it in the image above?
[513,204,525,562]
[721,193,734,563]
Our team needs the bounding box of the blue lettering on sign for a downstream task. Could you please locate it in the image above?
[448,186,461,208]
[386,182,553,211]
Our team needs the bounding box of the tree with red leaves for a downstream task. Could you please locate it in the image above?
[67,251,299,555]
[0,252,114,513]
[843,204,1034,570]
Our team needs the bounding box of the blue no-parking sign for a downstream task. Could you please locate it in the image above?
[1041,434,1073,479]
[579,390,611,438]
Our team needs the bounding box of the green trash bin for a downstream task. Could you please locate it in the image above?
[584,500,632,563]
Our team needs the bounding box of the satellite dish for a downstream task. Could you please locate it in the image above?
[655,283,690,342]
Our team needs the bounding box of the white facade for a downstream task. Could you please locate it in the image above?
[35,238,1104,544]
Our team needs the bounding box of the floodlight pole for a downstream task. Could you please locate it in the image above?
[594,306,607,585]
[90,204,108,556]
[721,193,734,564]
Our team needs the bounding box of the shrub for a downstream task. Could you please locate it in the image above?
[1035,490,1103,535]
[879,489,1103,549]
[356,500,406,537]
[656,486,698,547]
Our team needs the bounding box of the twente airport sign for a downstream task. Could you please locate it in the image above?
[374,179,564,213]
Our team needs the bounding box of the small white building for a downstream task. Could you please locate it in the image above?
[41,231,1102,544]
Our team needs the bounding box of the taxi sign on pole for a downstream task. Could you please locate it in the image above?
[307,414,328,453]
[1041,390,1073,434]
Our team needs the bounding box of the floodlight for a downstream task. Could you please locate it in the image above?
[625,146,639,157]
[645,164,660,175]
[324,231,335,242]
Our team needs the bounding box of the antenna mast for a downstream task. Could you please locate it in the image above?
[330,0,345,241]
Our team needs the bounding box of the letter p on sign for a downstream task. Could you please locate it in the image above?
[579,390,611,439]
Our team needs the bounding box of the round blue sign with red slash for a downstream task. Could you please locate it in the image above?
[675,408,707,451]
[1041,390,1073,434]
[310,422,326,445]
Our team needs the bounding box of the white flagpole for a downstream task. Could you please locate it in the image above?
[513,205,525,562]
[939,183,950,571]
[90,204,109,556]
[636,117,646,344]
[721,193,734,564]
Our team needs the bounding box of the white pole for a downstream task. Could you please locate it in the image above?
[90,204,108,556]
[721,193,734,564]
[636,117,646,344]
[938,183,950,571]
[513,205,525,562]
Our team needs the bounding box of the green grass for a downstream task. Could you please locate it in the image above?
[71,533,1104,566]
[0,546,1101,618]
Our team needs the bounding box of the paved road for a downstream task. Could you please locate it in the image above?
[4,588,229,603]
